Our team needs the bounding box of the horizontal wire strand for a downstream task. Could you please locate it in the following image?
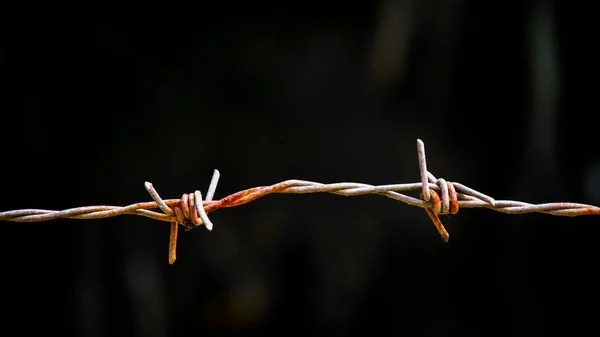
[1,139,598,262]
[2,179,599,222]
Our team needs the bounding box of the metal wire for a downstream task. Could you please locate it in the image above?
[2,139,599,263]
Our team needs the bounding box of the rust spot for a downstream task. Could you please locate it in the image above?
[421,189,441,214]
[574,207,600,215]
[173,206,185,223]
[425,207,450,242]
[214,182,294,210]
[447,181,459,215]
[169,220,178,265]
[217,187,265,208]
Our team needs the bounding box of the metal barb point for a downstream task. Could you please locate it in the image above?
[145,181,174,216]
[417,139,430,202]
[206,169,220,201]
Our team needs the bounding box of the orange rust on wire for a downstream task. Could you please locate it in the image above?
[206,182,292,212]
[549,205,600,216]
[421,189,450,242]
[216,186,268,208]
[169,221,178,265]
[170,193,208,230]
[578,207,600,215]
[447,181,459,215]
[425,207,450,243]
[429,189,442,215]
[165,183,294,232]
[174,206,185,224]
[161,182,296,263]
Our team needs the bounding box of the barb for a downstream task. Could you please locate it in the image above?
[2,139,599,264]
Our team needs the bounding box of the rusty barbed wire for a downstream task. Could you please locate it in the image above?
[2,139,599,264]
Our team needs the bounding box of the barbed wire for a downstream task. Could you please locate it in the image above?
[2,139,598,264]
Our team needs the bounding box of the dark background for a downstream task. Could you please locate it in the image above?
[1,1,598,336]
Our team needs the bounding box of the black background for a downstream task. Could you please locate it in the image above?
[1,1,598,336]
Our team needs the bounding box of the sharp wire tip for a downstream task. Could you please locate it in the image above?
[417,139,430,202]
[442,233,450,243]
[206,169,221,201]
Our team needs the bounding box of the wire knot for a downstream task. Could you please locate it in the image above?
[417,139,459,242]
[172,192,212,231]
[420,180,459,216]
[143,170,221,264]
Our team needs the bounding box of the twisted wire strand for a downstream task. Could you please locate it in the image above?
[1,139,598,263]
[4,180,597,221]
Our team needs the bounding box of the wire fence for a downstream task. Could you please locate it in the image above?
[2,139,598,264]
